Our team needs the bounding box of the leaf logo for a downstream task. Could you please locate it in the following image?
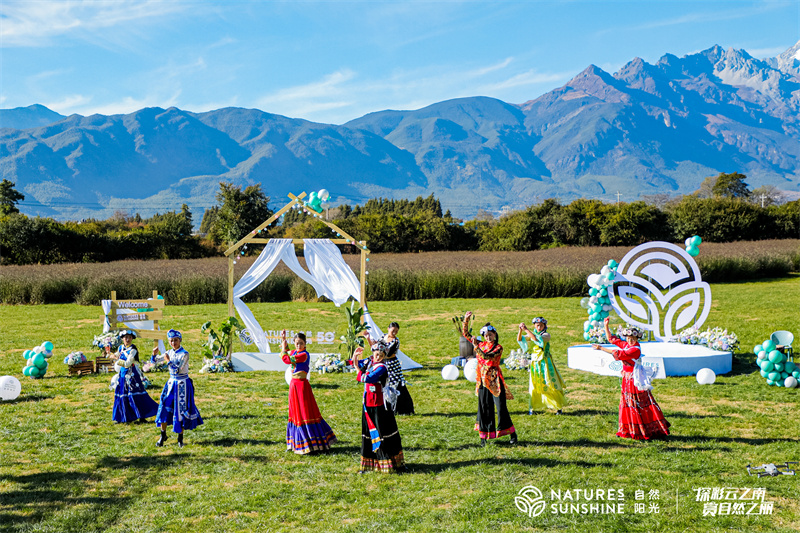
[515,485,547,517]
[611,242,711,340]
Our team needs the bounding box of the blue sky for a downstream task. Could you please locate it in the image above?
[1,0,798,125]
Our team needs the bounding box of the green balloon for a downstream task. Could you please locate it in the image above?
[785,361,796,373]
[690,235,702,246]
[766,379,775,386]
[42,341,54,352]
[774,362,784,372]
[793,370,800,379]
[33,353,46,369]
[760,370,769,378]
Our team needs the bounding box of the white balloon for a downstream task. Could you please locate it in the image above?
[696,368,716,385]
[587,274,601,288]
[601,265,610,275]
[785,376,798,389]
[284,367,293,386]
[32,346,43,354]
[464,358,478,383]
[441,364,459,380]
[0,376,21,401]
[756,351,767,361]
[318,188,330,202]
[603,305,611,311]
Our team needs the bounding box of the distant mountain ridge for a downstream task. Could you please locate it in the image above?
[1,41,798,220]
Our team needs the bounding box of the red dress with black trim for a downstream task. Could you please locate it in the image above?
[609,336,670,440]
[282,349,337,454]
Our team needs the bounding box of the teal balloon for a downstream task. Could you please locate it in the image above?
[583,332,591,341]
[23,350,31,359]
[608,260,618,268]
[773,362,784,372]
[781,371,790,379]
[686,246,699,257]
[589,288,598,296]
[784,361,796,373]
[753,345,764,354]
[762,340,776,352]
[760,360,774,372]
[766,379,775,386]
[768,371,781,381]
[767,350,782,363]
[42,341,54,352]
[33,353,46,368]
[793,370,800,378]
[599,288,608,296]
[22,366,31,376]
[157,295,164,299]
[760,369,768,378]
[606,272,615,280]
[29,366,40,377]
[690,235,702,246]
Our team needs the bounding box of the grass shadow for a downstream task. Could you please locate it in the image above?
[6,394,55,404]
[415,411,475,418]
[201,437,275,447]
[408,456,612,474]
[308,383,340,389]
[215,414,262,420]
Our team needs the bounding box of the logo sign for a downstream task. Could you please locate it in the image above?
[263,330,337,345]
[611,241,711,341]
[515,486,547,517]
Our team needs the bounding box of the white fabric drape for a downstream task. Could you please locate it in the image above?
[304,239,360,305]
[233,239,326,353]
[231,238,422,370]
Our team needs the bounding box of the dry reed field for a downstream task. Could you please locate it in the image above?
[3,239,798,281]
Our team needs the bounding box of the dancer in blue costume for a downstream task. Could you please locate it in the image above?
[153,329,203,448]
[112,330,159,423]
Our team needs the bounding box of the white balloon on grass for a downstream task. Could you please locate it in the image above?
[464,358,478,383]
[441,364,460,381]
[784,376,798,389]
[696,368,716,385]
[0,376,21,401]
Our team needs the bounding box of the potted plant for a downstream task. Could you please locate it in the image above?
[339,301,370,366]
[200,316,243,373]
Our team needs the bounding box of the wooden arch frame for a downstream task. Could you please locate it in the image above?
[224,192,370,318]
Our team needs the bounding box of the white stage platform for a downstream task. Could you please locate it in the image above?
[567,342,732,377]
[232,352,292,372]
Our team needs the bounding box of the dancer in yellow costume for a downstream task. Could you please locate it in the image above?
[517,317,566,414]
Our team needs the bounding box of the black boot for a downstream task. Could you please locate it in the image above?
[177,433,184,448]
[480,438,487,447]
[156,430,168,447]
[509,432,518,445]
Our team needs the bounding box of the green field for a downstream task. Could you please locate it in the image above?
[1,277,799,532]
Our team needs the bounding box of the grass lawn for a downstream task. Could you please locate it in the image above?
[0,277,799,532]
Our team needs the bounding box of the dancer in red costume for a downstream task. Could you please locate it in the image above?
[281,330,337,454]
[593,317,670,440]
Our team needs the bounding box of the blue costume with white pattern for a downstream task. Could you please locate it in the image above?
[112,345,159,423]
[155,347,204,433]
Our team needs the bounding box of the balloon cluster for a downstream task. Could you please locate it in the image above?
[0,376,22,401]
[684,235,702,257]
[304,189,330,213]
[754,339,798,388]
[22,341,54,379]
[581,260,618,341]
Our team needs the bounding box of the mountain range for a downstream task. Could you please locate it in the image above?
[1,41,799,221]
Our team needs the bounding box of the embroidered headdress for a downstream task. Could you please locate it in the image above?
[167,329,182,339]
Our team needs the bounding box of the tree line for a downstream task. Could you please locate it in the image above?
[0,173,798,265]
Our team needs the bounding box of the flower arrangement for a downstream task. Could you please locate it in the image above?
[63,351,88,366]
[674,326,739,352]
[199,357,234,374]
[311,353,347,373]
[585,326,610,344]
[93,332,120,354]
[142,357,169,373]
[504,349,531,370]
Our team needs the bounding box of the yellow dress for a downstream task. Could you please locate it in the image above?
[519,332,566,411]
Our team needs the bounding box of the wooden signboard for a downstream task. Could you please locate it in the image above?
[106,290,168,345]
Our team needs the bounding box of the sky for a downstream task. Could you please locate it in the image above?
[1,0,799,126]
